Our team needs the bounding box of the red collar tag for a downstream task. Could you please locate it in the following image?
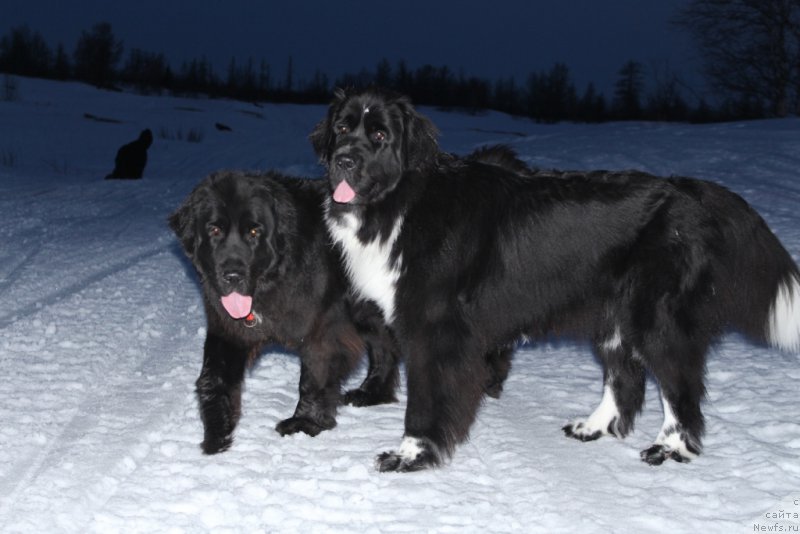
[243,312,258,328]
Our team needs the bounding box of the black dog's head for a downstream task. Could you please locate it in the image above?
[310,87,439,205]
[138,129,153,149]
[169,171,292,320]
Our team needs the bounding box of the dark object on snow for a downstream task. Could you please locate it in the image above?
[215,122,232,132]
[84,112,123,124]
[168,170,401,454]
[105,129,152,179]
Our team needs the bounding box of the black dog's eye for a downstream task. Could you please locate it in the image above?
[248,227,260,240]
[371,130,386,142]
[208,225,222,238]
[336,124,350,135]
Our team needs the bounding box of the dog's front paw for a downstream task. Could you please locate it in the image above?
[275,416,333,437]
[563,419,606,442]
[201,433,233,454]
[562,412,624,442]
[374,436,441,472]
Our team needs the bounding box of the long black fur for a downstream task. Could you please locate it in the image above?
[169,170,399,454]
[311,87,800,471]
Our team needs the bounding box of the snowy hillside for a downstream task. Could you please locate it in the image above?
[1,77,799,533]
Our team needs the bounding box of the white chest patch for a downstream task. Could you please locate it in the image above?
[327,211,404,324]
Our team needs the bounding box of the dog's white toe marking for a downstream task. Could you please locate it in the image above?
[567,383,621,439]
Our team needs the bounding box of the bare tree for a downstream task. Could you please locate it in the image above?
[675,0,800,117]
[647,60,689,121]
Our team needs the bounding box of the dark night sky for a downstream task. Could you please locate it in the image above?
[3,0,702,99]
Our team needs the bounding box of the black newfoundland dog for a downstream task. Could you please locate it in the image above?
[169,170,399,454]
[311,87,800,472]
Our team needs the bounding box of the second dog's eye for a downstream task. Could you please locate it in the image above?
[208,225,222,237]
[372,130,386,142]
[249,228,260,239]
[336,125,350,135]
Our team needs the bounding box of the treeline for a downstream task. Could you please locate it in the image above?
[0,22,766,123]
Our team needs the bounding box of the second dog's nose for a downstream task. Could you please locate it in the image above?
[335,154,356,171]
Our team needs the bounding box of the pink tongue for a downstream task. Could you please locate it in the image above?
[220,292,252,319]
[333,180,356,203]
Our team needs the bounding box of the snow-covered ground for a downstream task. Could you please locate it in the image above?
[1,77,799,533]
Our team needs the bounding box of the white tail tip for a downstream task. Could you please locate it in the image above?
[768,273,800,352]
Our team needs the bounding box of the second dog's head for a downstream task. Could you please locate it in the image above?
[310,87,439,205]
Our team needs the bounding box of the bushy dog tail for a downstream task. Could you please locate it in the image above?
[702,180,800,353]
[767,272,800,352]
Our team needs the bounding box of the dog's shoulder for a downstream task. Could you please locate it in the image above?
[278,174,328,208]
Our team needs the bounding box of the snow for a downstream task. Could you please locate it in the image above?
[1,76,799,533]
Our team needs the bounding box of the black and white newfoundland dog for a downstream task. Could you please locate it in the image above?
[311,87,800,472]
[169,170,399,454]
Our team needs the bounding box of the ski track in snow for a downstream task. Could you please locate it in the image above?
[1,77,799,533]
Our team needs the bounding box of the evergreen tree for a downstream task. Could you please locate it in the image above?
[375,58,392,87]
[0,25,52,77]
[526,63,578,122]
[284,55,293,92]
[73,22,123,87]
[394,60,412,95]
[122,49,172,94]
[613,60,644,120]
[52,43,71,80]
[258,60,271,96]
[493,76,522,116]
[578,83,607,122]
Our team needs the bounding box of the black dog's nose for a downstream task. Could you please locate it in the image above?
[335,154,357,171]
[222,271,243,285]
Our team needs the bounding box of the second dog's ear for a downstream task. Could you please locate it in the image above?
[169,180,215,259]
[309,89,348,162]
[168,199,198,259]
[397,96,439,171]
[309,116,332,162]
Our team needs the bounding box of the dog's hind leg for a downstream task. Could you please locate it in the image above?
[343,338,400,407]
[563,326,645,442]
[640,387,703,465]
[638,329,708,465]
[343,300,400,407]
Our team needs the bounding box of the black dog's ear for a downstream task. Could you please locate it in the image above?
[332,86,347,102]
[168,190,201,259]
[309,117,332,163]
[140,129,153,148]
[252,176,297,278]
[309,88,348,162]
[397,96,439,170]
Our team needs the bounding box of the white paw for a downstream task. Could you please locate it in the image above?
[563,384,622,441]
